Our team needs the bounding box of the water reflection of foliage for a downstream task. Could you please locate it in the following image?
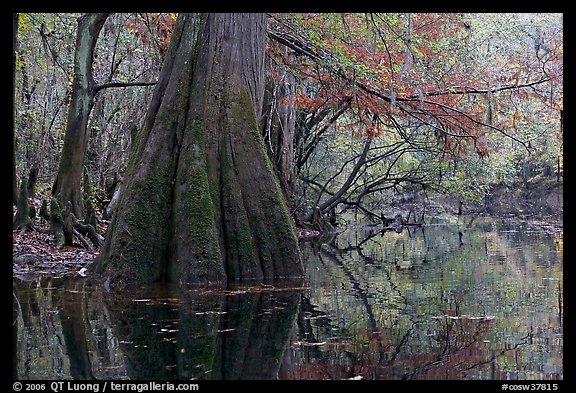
[13,219,561,380]
[286,217,562,379]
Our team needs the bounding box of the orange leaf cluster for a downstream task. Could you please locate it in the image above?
[124,13,177,56]
[268,13,562,160]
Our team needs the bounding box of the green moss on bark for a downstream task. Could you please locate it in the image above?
[171,117,225,285]
[95,168,174,289]
[220,140,262,281]
[50,197,65,248]
[39,199,50,221]
[226,85,302,278]
[124,173,171,280]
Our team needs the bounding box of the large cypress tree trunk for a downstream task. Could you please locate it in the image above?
[52,13,109,219]
[93,13,303,289]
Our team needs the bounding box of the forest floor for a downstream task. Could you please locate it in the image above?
[12,195,107,280]
[13,176,563,280]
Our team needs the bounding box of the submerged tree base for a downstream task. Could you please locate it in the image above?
[92,13,304,289]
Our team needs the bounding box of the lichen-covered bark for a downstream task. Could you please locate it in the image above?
[93,13,303,289]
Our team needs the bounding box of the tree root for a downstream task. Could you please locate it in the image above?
[50,197,103,249]
[73,221,103,248]
[14,220,35,234]
[73,229,93,251]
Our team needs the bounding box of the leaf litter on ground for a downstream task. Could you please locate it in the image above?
[13,194,106,280]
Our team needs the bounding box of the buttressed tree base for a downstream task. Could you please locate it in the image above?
[92,13,303,289]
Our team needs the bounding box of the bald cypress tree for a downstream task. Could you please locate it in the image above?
[93,13,303,289]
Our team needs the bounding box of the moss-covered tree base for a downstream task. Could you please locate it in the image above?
[50,197,66,249]
[92,13,303,290]
[13,178,33,233]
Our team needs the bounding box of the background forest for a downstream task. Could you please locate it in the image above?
[12,13,563,381]
[13,13,562,248]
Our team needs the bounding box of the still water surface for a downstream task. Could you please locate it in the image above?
[13,216,563,380]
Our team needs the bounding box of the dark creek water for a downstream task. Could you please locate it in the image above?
[13,216,563,380]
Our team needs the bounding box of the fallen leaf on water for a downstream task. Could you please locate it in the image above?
[304,315,328,320]
[195,311,227,315]
[293,341,327,346]
[165,329,178,333]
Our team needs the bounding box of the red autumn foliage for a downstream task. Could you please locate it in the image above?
[268,13,562,158]
[124,13,177,57]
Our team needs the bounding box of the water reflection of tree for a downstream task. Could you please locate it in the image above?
[13,291,20,380]
[215,289,300,379]
[54,278,94,379]
[403,317,498,379]
[13,278,301,380]
[282,238,422,379]
[85,285,126,379]
[13,277,106,379]
[105,285,301,380]
[319,249,378,330]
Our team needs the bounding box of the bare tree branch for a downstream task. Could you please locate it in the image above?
[304,137,372,221]
[94,80,157,93]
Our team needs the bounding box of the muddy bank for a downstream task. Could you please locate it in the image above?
[481,177,563,220]
[389,177,563,222]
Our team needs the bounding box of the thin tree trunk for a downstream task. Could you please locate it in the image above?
[52,13,109,219]
[13,177,32,232]
[13,154,18,206]
[93,13,303,289]
[26,162,38,198]
[261,51,297,199]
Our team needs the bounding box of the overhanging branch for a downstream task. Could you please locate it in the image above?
[94,80,157,93]
[403,78,551,99]
[268,30,543,152]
